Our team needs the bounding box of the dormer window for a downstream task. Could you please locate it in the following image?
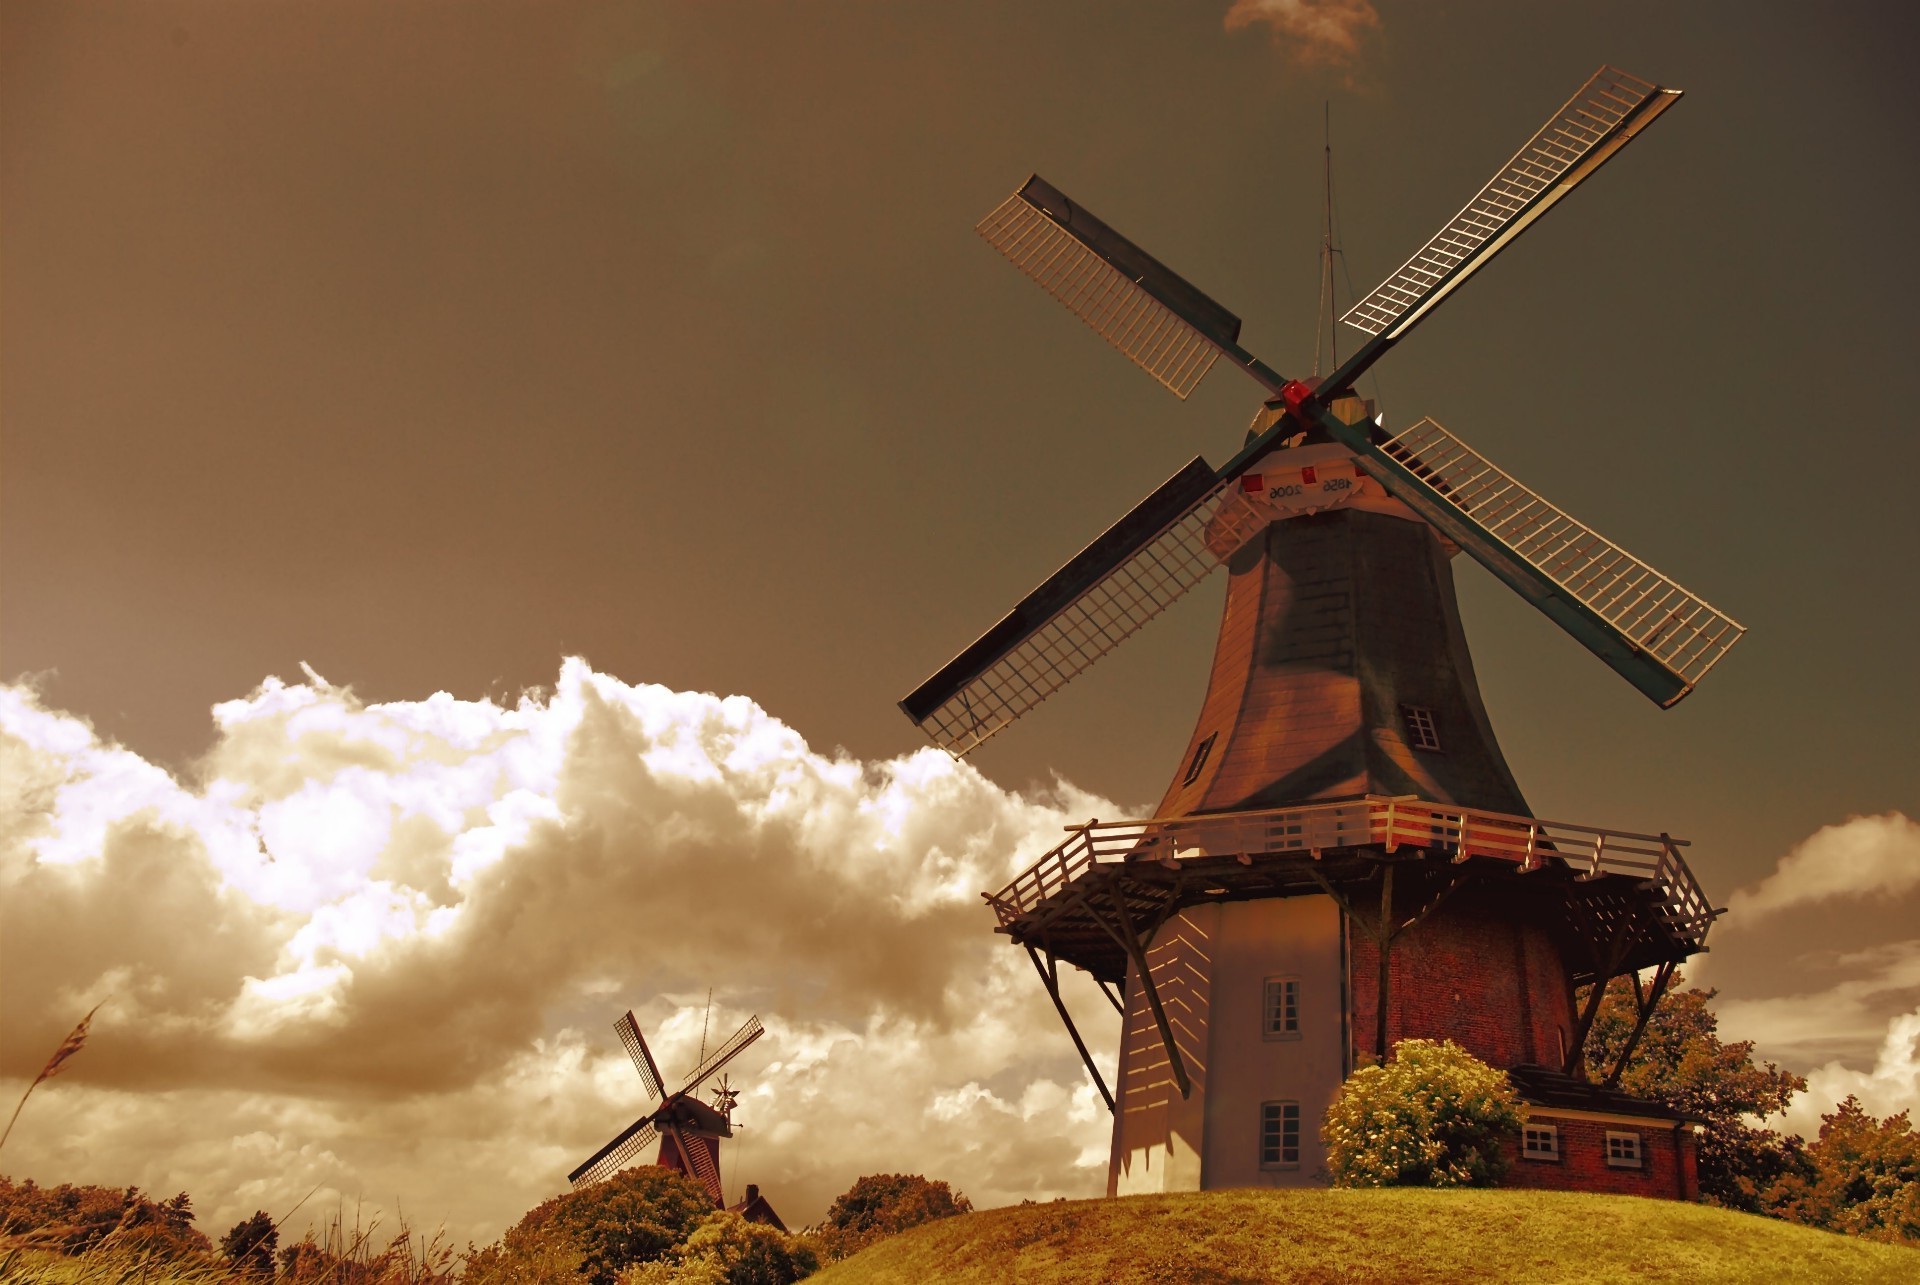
[1182,733,1217,787]
[1401,705,1441,752]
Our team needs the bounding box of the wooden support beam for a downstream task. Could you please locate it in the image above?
[1604,959,1677,1088]
[1097,976,1126,1017]
[1025,944,1115,1114]
[1305,867,1378,941]
[1563,921,1639,1077]
[1307,863,1409,1067]
[1093,881,1193,1100]
[1564,895,1621,982]
[1375,864,1394,1067]
[1392,868,1474,938]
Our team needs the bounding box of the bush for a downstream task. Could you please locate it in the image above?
[619,1211,817,1285]
[463,1222,587,1285]
[476,1167,715,1285]
[1321,1039,1523,1188]
[816,1174,971,1261]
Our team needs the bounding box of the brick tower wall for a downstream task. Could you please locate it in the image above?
[1349,896,1574,1070]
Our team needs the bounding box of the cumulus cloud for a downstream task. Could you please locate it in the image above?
[1727,812,1920,922]
[0,662,1124,1242]
[1778,1007,1920,1139]
[1224,0,1381,69]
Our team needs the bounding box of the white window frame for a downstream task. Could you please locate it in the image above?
[1605,1130,1643,1169]
[1522,1123,1560,1162]
[1260,1100,1301,1169]
[1401,704,1442,752]
[1263,977,1301,1040]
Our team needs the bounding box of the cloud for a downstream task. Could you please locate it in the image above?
[1727,812,1920,922]
[1716,937,1920,1138]
[1716,939,1920,1070]
[1779,1007,1920,1139]
[0,661,1123,1241]
[1223,0,1381,68]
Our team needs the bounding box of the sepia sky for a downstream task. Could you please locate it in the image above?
[4,0,1917,1241]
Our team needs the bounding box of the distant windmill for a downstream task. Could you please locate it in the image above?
[568,1009,765,1204]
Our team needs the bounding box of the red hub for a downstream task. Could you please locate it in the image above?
[1281,378,1319,420]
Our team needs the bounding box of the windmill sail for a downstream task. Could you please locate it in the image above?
[901,459,1235,755]
[569,1116,661,1188]
[1311,412,1744,705]
[616,1011,665,1102]
[1335,66,1679,361]
[978,176,1251,399]
[672,1126,724,1204]
[675,1015,766,1097]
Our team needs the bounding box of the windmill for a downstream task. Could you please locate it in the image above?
[901,67,1734,1198]
[568,1009,765,1204]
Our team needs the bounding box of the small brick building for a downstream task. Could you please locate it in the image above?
[1506,1066,1702,1200]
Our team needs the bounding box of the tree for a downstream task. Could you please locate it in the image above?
[817,1174,971,1261]
[1764,1097,1920,1243]
[1321,1038,1523,1188]
[221,1210,279,1279]
[0,1176,209,1259]
[118,1191,211,1258]
[489,1167,715,1285]
[1583,972,1806,1211]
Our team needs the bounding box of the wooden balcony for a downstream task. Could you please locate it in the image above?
[983,794,1717,989]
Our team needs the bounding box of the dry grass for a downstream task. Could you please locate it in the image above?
[809,1188,1920,1285]
[0,1202,456,1285]
[0,1004,108,1157]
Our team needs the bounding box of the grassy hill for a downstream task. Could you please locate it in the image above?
[809,1188,1919,1284]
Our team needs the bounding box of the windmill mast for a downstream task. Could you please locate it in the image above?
[1312,102,1339,378]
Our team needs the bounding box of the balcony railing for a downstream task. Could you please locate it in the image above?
[983,795,1715,950]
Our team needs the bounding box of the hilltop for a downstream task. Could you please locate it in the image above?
[809,1188,1918,1284]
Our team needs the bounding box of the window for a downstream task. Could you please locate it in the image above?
[1260,1101,1301,1168]
[1181,733,1217,787]
[1263,978,1300,1039]
[1522,1124,1560,1162]
[1605,1131,1643,1169]
[1401,705,1442,752]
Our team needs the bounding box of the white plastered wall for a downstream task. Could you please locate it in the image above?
[1201,894,1346,1187]
[1106,894,1346,1194]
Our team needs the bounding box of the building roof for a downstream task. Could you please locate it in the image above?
[727,1183,787,1233]
[1506,1064,1704,1123]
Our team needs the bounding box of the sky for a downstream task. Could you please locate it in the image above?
[3,0,1918,1245]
